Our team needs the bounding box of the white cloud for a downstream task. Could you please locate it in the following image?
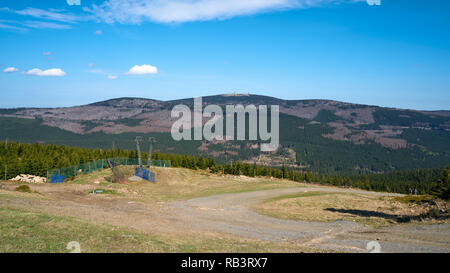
[85,0,361,24]
[126,64,158,75]
[25,68,66,77]
[3,67,19,73]
[108,75,118,79]
[42,51,52,56]
[94,30,103,35]
[1,1,361,30]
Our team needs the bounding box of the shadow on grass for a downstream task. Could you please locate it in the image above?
[325,208,449,223]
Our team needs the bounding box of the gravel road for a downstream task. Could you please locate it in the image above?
[167,186,450,253]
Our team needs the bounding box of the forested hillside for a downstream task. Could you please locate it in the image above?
[1,141,448,198]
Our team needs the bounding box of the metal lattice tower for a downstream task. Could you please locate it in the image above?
[135,136,143,167]
[148,137,156,169]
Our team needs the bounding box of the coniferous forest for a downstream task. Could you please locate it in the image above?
[0,141,448,199]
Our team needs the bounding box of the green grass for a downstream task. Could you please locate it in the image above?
[393,195,434,205]
[15,185,32,193]
[68,169,113,185]
[0,207,171,253]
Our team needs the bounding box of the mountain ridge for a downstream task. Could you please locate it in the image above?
[2,94,449,113]
[0,93,448,175]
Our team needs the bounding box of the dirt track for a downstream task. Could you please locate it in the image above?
[168,187,450,253]
[1,183,449,252]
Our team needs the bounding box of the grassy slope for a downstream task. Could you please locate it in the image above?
[0,168,315,253]
[0,206,314,253]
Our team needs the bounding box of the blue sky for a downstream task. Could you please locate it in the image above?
[0,0,449,110]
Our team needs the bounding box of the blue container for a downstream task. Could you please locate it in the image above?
[135,167,156,183]
[52,175,65,183]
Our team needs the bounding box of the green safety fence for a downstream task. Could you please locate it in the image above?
[47,157,171,182]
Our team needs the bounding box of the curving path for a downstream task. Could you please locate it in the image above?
[167,186,450,253]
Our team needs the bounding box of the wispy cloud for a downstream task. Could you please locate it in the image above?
[6,7,82,23]
[0,23,25,31]
[0,19,28,31]
[0,7,89,31]
[87,69,106,74]
[21,21,72,29]
[87,68,119,80]
[84,0,362,24]
[0,18,71,30]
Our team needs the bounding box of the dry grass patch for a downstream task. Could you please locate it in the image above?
[254,191,447,227]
